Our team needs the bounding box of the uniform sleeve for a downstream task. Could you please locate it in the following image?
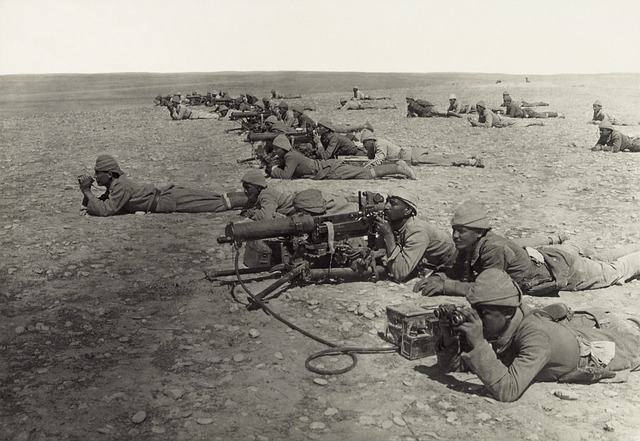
[84,181,132,216]
[319,136,338,160]
[461,326,552,402]
[270,155,296,179]
[386,228,430,282]
[368,143,388,166]
[252,192,279,221]
[609,132,622,153]
[170,107,180,120]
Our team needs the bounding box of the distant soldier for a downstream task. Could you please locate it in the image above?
[271,90,302,99]
[268,135,416,180]
[78,155,247,216]
[167,97,217,120]
[503,96,564,119]
[315,120,365,160]
[501,91,548,108]
[468,101,515,128]
[591,121,640,152]
[339,98,396,111]
[291,106,316,132]
[406,98,447,118]
[589,100,628,125]
[353,86,367,100]
[360,130,484,168]
[446,94,476,116]
[277,101,296,127]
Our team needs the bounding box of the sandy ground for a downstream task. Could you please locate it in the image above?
[1,73,640,441]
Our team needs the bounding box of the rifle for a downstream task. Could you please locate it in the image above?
[210,191,387,310]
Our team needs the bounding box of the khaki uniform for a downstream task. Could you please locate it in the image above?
[437,303,640,402]
[83,177,246,216]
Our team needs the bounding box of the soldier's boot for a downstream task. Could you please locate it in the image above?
[370,160,416,180]
[452,158,485,168]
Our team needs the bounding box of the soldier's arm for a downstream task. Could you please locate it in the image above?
[84,181,132,216]
[461,324,552,402]
[609,132,622,153]
[386,228,430,282]
[252,192,279,221]
[269,156,296,179]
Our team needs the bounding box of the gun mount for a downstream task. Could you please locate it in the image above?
[211,191,386,309]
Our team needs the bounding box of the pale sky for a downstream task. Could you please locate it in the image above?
[1,0,639,75]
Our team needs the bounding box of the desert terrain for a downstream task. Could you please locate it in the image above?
[1,72,640,441]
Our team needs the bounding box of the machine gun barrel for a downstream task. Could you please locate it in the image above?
[217,210,378,245]
[230,111,260,120]
[245,131,313,145]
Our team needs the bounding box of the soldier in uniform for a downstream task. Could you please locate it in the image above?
[78,155,246,216]
[167,96,217,120]
[416,200,640,297]
[360,130,484,168]
[436,268,640,402]
[591,121,640,152]
[268,135,416,180]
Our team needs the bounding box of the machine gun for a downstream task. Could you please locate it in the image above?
[226,111,270,133]
[237,130,316,165]
[210,191,386,310]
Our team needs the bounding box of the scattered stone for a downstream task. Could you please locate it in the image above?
[196,418,214,425]
[181,410,193,418]
[324,408,338,416]
[603,390,618,398]
[164,388,185,400]
[603,421,615,432]
[131,411,146,424]
[119,336,130,343]
[402,380,413,387]
[309,422,326,430]
[313,378,328,386]
[475,412,491,422]
[274,352,283,360]
[552,390,578,401]
[249,329,260,338]
[393,416,406,427]
[96,427,110,434]
[233,354,246,362]
[15,326,26,335]
[445,411,457,423]
[151,426,165,434]
[381,420,394,429]
[363,311,376,319]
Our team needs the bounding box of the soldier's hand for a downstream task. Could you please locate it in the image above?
[417,273,445,297]
[456,307,484,349]
[264,165,273,176]
[373,215,393,239]
[77,175,94,190]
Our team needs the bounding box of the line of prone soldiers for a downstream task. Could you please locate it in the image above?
[78,153,640,403]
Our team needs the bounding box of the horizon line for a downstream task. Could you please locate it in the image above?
[2,70,639,77]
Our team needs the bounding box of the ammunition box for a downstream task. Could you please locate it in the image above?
[385,305,439,360]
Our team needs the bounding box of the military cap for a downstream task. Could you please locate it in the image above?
[316,119,335,131]
[241,170,267,188]
[293,189,327,215]
[218,105,228,112]
[502,91,510,95]
[340,98,348,104]
[476,100,486,109]
[353,86,359,90]
[171,96,181,104]
[593,100,603,107]
[262,96,271,103]
[291,105,304,114]
[451,200,490,229]
[503,95,513,102]
[264,115,279,124]
[278,101,289,109]
[272,134,292,151]
[449,94,457,100]
[387,187,418,214]
[94,154,124,175]
[598,120,614,131]
[359,129,377,142]
[467,269,522,307]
